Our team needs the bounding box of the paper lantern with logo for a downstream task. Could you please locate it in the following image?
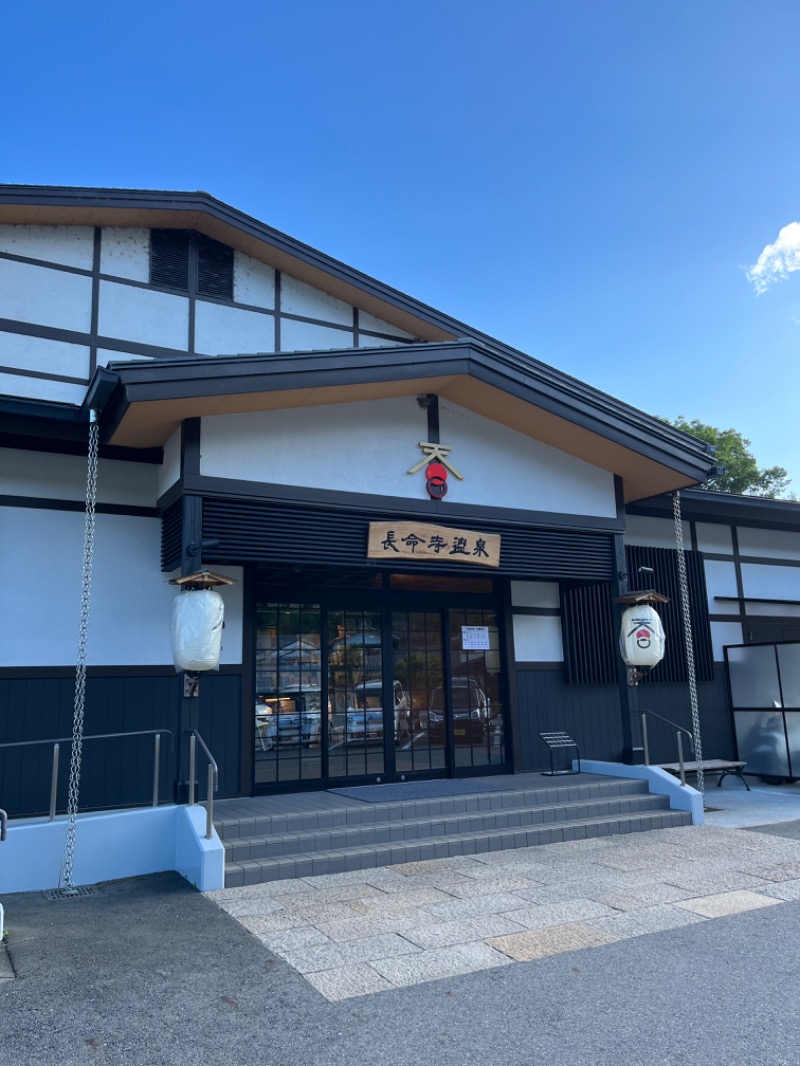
[171,589,225,672]
[619,604,666,670]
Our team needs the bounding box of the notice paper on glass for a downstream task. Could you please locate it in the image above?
[461,626,490,651]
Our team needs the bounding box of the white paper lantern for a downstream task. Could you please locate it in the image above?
[619,604,665,669]
[171,589,224,672]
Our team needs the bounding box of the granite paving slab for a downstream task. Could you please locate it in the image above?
[486,921,618,961]
[675,890,783,919]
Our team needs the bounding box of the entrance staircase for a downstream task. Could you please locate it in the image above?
[215,773,691,888]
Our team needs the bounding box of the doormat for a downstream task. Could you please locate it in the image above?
[329,779,517,803]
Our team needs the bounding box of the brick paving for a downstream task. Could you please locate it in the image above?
[206,822,800,1001]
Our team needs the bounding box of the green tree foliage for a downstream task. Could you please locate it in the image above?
[660,417,791,498]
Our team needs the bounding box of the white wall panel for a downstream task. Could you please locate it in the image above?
[0,258,92,332]
[711,621,743,661]
[98,280,188,350]
[0,331,90,379]
[0,508,243,666]
[624,514,689,548]
[439,400,616,517]
[279,319,354,352]
[0,225,94,269]
[158,429,181,499]
[704,560,740,614]
[0,372,85,404]
[741,563,800,612]
[1,449,160,506]
[512,615,564,662]
[511,581,560,608]
[194,301,274,356]
[234,253,275,308]
[199,399,426,495]
[199,398,616,516]
[100,228,150,281]
[738,526,800,560]
[359,311,415,339]
[695,522,733,554]
[281,274,353,325]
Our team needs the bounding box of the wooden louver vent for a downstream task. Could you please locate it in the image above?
[197,234,234,299]
[150,229,190,290]
[150,230,234,299]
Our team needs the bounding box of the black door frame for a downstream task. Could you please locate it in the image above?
[250,572,511,793]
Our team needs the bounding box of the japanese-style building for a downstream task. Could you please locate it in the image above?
[2,186,799,890]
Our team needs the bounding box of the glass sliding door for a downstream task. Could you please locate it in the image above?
[392,611,446,776]
[255,603,323,785]
[446,607,505,770]
[328,609,386,781]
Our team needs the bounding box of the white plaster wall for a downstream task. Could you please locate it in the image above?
[0,258,92,332]
[511,581,560,608]
[711,621,744,661]
[359,311,415,339]
[98,280,189,350]
[738,526,800,560]
[0,372,85,404]
[100,227,150,281]
[512,615,563,662]
[438,400,616,517]
[198,398,616,515]
[704,560,740,615]
[158,429,181,499]
[281,273,353,325]
[234,252,275,308]
[741,563,800,617]
[199,399,425,494]
[624,514,689,548]
[0,449,160,507]
[0,507,243,666]
[0,331,90,379]
[194,300,274,356]
[97,348,155,367]
[357,335,412,349]
[0,225,94,269]
[695,522,733,554]
[280,319,354,352]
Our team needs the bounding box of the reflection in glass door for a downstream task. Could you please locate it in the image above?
[328,609,385,781]
[254,598,507,788]
[446,607,505,770]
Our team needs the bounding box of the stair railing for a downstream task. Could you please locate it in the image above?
[641,711,695,786]
[188,731,218,840]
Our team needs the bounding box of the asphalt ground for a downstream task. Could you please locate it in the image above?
[4,824,800,1066]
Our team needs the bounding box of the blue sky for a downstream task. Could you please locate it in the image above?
[4,1,799,487]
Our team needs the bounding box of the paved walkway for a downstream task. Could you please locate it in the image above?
[206,778,800,1001]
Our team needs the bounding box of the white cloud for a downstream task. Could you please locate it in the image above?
[746,222,800,295]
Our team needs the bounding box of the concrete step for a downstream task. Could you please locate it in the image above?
[223,807,692,886]
[222,791,670,863]
[214,778,650,841]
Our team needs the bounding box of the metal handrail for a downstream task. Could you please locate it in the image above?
[641,711,695,786]
[0,729,174,821]
[0,809,7,842]
[188,731,218,840]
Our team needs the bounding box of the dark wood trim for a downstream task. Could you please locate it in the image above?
[240,562,257,795]
[181,472,625,533]
[353,307,360,348]
[90,227,101,377]
[0,315,188,362]
[0,434,162,463]
[511,606,561,616]
[0,247,94,276]
[180,418,201,478]
[502,579,522,771]
[514,662,563,670]
[0,364,87,385]
[0,494,158,517]
[0,664,242,678]
[274,269,281,351]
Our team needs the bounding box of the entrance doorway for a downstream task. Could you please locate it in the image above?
[253,587,507,789]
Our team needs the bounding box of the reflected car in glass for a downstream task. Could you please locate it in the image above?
[427,679,491,743]
[345,681,412,744]
[255,691,323,748]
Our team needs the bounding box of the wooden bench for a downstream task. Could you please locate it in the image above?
[658,759,749,791]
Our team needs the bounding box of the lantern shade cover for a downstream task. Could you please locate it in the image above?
[171,589,225,671]
[619,604,666,669]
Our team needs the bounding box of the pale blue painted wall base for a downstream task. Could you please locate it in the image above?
[0,805,225,895]
[579,760,705,825]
